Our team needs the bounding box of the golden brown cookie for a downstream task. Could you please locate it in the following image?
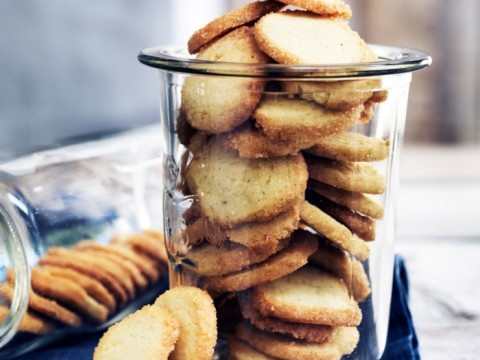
[94,304,180,360]
[126,231,168,265]
[300,201,370,261]
[251,266,362,326]
[30,268,109,324]
[203,230,318,294]
[155,287,217,360]
[187,0,284,54]
[254,11,377,65]
[307,157,386,195]
[0,304,55,335]
[38,265,116,315]
[218,122,317,158]
[0,282,82,327]
[309,180,384,219]
[228,336,280,360]
[309,238,371,302]
[253,96,362,142]
[306,131,390,162]
[183,237,290,277]
[235,321,359,360]
[283,80,379,111]
[183,27,269,134]
[186,138,307,228]
[238,290,334,343]
[309,195,376,241]
[277,0,351,18]
[38,250,129,307]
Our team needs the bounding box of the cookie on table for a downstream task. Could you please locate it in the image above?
[228,336,280,360]
[187,0,284,54]
[254,11,377,65]
[203,230,318,294]
[238,290,334,343]
[300,201,370,261]
[94,304,179,360]
[309,180,384,219]
[0,304,55,335]
[253,96,362,142]
[183,27,270,134]
[307,157,386,195]
[155,287,217,360]
[186,138,307,228]
[251,266,362,326]
[306,131,390,162]
[235,321,359,360]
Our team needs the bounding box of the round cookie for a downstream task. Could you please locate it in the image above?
[183,237,290,277]
[307,157,386,194]
[182,27,270,134]
[0,282,82,327]
[309,180,384,219]
[126,231,168,265]
[203,230,318,293]
[306,131,390,162]
[300,201,370,261]
[254,11,377,65]
[228,336,280,360]
[94,304,179,360]
[187,0,284,54]
[253,96,362,142]
[250,266,362,326]
[238,291,334,343]
[155,287,217,360]
[276,0,351,19]
[235,321,359,360]
[186,139,308,228]
[0,304,55,335]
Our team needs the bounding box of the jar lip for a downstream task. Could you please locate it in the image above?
[138,44,431,79]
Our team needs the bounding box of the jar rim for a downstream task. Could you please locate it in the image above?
[138,44,431,79]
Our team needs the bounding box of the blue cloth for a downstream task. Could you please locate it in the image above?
[14,256,420,360]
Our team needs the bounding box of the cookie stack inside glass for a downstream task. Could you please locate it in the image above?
[177,1,389,358]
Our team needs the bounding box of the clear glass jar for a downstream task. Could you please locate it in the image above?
[0,125,165,357]
[139,45,430,360]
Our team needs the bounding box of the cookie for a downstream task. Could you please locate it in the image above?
[251,266,362,326]
[126,231,168,265]
[236,321,359,360]
[186,138,307,228]
[187,0,284,54]
[238,290,334,343]
[203,230,318,294]
[31,268,109,324]
[309,238,371,302]
[283,80,379,111]
[300,201,370,261]
[94,304,180,360]
[218,122,317,158]
[228,336,280,360]
[306,132,390,162]
[38,250,129,307]
[307,157,385,194]
[254,11,377,65]
[183,27,269,134]
[277,0,351,18]
[309,194,376,241]
[0,304,55,335]
[0,282,82,327]
[253,96,362,142]
[309,180,384,219]
[155,287,217,360]
[39,265,116,315]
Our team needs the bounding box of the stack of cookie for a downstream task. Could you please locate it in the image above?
[174,0,389,358]
[0,230,167,335]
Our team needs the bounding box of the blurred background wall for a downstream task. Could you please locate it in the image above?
[0,0,479,159]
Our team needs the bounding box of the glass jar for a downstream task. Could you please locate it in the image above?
[0,125,165,357]
[139,46,430,360]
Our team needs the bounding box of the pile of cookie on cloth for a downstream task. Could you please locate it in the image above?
[93,0,389,359]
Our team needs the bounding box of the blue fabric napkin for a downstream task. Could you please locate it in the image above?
[14,255,420,360]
